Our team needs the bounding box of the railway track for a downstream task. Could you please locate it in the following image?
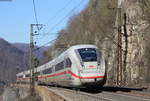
[47,86,150,101]
[48,87,112,101]
[116,90,150,99]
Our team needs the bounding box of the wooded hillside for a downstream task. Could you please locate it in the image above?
[44,0,118,61]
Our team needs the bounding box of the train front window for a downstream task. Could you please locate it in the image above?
[78,48,97,62]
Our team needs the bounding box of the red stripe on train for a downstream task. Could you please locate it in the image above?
[68,71,106,79]
[17,70,106,80]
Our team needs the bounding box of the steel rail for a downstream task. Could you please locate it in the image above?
[48,87,150,101]
[49,87,114,101]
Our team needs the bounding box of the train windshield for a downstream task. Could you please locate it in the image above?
[78,48,97,62]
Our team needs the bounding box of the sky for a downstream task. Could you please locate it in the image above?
[0,0,89,46]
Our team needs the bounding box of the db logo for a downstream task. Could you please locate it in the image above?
[89,65,95,68]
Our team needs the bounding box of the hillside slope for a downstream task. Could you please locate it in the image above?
[0,38,27,83]
[13,43,48,62]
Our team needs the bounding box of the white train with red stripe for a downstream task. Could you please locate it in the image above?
[16,44,106,87]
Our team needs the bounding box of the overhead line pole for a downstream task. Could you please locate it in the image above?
[117,8,123,86]
[108,4,123,86]
[30,24,34,95]
[30,24,42,96]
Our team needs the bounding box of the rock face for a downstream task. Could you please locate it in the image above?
[2,86,41,101]
[2,87,19,101]
[121,0,146,85]
[106,0,150,86]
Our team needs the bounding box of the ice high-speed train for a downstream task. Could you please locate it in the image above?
[16,44,106,87]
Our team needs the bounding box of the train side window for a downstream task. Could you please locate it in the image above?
[55,61,64,71]
[35,72,40,76]
[26,74,30,77]
[65,58,72,68]
[48,68,52,73]
[18,76,23,78]
[43,68,52,74]
[40,70,43,75]
[42,70,45,74]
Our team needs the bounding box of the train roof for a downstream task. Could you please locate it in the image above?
[68,44,97,50]
[57,44,98,57]
[16,72,24,76]
[37,45,98,70]
[16,44,98,75]
[53,44,97,60]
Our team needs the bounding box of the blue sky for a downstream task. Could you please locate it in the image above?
[0,0,89,46]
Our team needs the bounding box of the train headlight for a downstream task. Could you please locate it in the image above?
[98,62,100,66]
[97,60,101,67]
[79,69,83,73]
[80,62,84,67]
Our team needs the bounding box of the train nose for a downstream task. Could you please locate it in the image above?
[79,78,104,86]
[78,69,105,84]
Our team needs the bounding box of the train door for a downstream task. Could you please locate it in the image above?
[64,57,72,85]
[52,65,56,83]
[64,57,69,80]
[39,69,43,84]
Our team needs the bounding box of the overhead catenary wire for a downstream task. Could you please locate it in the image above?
[34,38,57,51]
[36,0,73,43]
[36,0,85,50]
[35,0,81,46]
[32,0,41,31]
[36,32,58,44]
[36,0,122,52]
[44,0,73,25]
[46,0,85,36]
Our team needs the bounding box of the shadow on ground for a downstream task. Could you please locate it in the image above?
[47,84,147,94]
[78,86,145,94]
